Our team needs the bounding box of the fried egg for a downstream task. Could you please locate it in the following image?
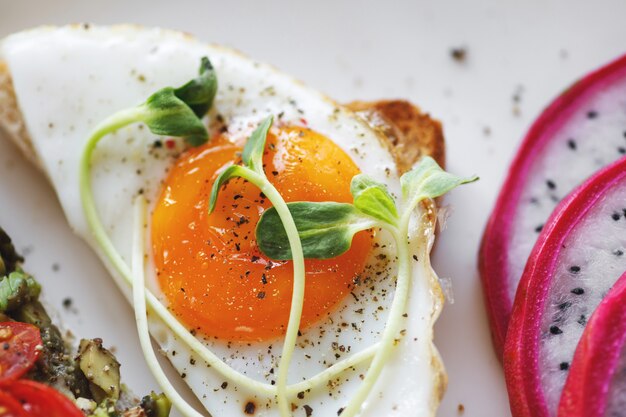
[0,25,445,417]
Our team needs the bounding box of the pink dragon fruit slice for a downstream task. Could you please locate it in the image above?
[558,271,626,417]
[504,157,626,417]
[480,53,626,357]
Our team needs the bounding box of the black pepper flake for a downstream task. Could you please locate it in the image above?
[412,255,418,261]
[244,402,256,415]
[569,265,581,274]
[549,325,563,335]
[271,171,279,176]
[221,381,228,389]
[619,147,626,155]
[181,373,186,379]
[303,405,313,417]
[571,287,585,295]
[450,47,467,63]
[545,180,557,190]
[190,358,196,365]
[577,315,587,325]
[587,110,598,119]
[567,139,577,150]
[3,342,10,350]
[559,362,570,371]
[614,249,624,256]
[251,256,260,263]
[337,407,345,416]
[261,274,267,284]
[612,212,621,221]
[62,298,73,308]
[257,292,266,299]
[535,224,544,233]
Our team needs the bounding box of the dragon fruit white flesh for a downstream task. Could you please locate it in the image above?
[480,53,626,356]
[504,157,626,417]
[559,271,626,417]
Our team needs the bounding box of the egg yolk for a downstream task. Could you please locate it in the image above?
[152,127,372,342]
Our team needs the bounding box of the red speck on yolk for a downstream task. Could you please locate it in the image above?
[152,127,372,341]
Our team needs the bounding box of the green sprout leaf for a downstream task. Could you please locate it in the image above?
[351,174,398,226]
[400,156,478,208]
[143,87,209,146]
[141,57,217,146]
[241,115,274,172]
[208,116,274,214]
[256,202,377,260]
[174,57,218,118]
[0,271,41,313]
[208,165,248,214]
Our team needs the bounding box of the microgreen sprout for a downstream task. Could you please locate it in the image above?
[256,156,477,416]
[208,115,306,417]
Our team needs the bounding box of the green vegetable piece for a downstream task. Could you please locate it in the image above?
[241,115,274,172]
[77,338,121,403]
[257,202,377,260]
[141,392,172,417]
[143,88,208,147]
[350,174,399,226]
[91,398,117,417]
[141,56,217,147]
[208,165,248,214]
[173,57,218,119]
[0,271,41,312]
[208,116,275,213]
[400,156,478,206]
[0,227,24,276]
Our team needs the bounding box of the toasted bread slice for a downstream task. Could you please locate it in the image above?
[0,62,445,175]
[0,27,446,415]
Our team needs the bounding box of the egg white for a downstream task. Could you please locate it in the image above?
[0,25,445,417]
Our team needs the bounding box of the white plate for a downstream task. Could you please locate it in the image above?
[1,1,625,416]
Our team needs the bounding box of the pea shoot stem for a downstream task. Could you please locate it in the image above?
[131,196,205,417]
[339,214,414,417]
[79,113,277,400]
[219,167,306,417]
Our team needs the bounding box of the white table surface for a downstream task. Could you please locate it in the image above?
[1,1,625,416]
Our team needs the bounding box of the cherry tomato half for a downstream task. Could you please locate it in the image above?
[0,322,42,385]
[7,380,84,417]
[0,390,29,417]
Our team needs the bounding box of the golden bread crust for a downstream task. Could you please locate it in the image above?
[0,60,42,169]
[346,100,446,173]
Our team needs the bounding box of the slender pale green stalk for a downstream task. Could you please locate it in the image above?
[287,343,379,395]
[132,196,206,417]
[79,116,275,395]
[338,213,413,417]
[226,168,306,417]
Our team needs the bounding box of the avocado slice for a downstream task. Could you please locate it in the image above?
[77,338,121,403]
